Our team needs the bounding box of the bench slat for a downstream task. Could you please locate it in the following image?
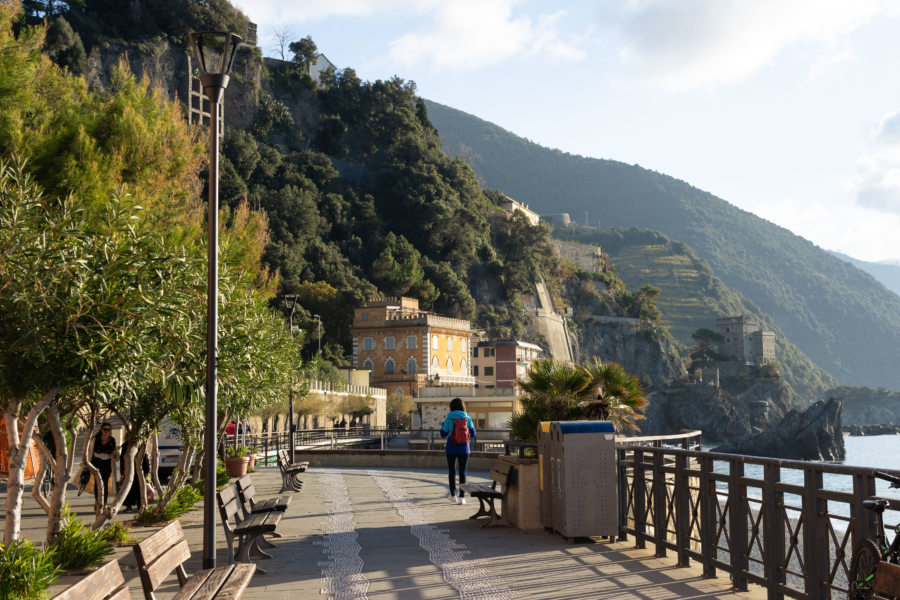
[54,559,129,600]
[134,522,193,593]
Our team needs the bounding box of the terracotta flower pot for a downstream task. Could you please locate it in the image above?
[224,456,250,477]
[248,454,257,469]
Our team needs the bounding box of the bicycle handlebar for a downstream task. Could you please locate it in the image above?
[875,471,900,488]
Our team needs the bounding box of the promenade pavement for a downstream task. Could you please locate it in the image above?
[29,465,767,599]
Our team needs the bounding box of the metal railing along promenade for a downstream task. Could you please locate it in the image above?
[617,433,900,600]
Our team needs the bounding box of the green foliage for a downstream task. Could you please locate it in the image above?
[0,539,60,600]
[49,507,114,570]
[225,445,254,458]
[98,521,133,546]
[135,485,201,525]
[508,396,550,443]
[512,358,647,439]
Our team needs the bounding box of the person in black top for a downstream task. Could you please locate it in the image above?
[90,422,116,508]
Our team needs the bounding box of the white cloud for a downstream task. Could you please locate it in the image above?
[618,0,896,91]
[856,110,900,215]
[234,0,437,24]
[384,1,586,73]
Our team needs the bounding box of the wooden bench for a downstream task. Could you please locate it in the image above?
[276,449,308,493]
[133,520,254,600]
[459,462,514,528]
[217,484,282,573]
[54,558,130,600]
[235,474,291,518]
[873,560,900,599]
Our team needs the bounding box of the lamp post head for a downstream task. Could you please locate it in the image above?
[188,31,243,102]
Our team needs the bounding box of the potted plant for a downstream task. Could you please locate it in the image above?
[246,446,259,469]
[224,446,251,477]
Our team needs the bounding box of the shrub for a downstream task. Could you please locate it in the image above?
[0,539,60,600]
[134,485,202,525]
[50,506,114,570]
[225,445,253,458]
[99,521,133,546]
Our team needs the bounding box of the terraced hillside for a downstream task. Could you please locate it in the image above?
[557,228,836,402]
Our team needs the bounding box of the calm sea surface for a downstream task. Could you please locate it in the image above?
[708,434,900,512]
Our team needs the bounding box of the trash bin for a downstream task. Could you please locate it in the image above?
[548,420,617,540]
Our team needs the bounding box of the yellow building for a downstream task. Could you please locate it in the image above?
[351,297,474,397]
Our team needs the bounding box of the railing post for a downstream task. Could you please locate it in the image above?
[634,449,647,549]
[675,452,690,567]
[803,467,827,600]
[852,472,877,551]
[617,448,628,542]
[763,463,784,600]
[700,455,716,579]
[653,450,667,558]
[729,458,748,591]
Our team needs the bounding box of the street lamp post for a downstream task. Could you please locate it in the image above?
[285,295,299,463]
[189,30,242,571]
[313,314,322,354]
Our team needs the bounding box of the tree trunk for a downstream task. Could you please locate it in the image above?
[3,389,55,545]
[44,406,71,544]
[93,439,136,529]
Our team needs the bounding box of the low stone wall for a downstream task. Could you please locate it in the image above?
[295,449,498,471]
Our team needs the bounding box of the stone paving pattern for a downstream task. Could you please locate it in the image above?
[33,466,767,599]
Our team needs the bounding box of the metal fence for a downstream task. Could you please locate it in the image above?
[617,443,900,600]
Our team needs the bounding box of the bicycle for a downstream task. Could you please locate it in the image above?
[848,471,900,599]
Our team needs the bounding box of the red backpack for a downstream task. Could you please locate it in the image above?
[451,417,470,445]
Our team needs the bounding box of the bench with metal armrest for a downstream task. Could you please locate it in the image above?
[459,462,514,528]
[276,449,308,493]
[217,484,282,574]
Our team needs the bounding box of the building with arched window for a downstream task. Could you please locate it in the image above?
[351,297,474,396]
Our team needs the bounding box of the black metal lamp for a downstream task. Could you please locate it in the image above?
[188,29,242,571]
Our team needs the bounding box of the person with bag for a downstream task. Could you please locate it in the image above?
[86,422,116,509]
[440,397,476,504]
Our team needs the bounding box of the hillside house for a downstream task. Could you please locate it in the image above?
[499,195,541,226]
[472,340,543,388]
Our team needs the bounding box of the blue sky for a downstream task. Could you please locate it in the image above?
[233,0,900,263]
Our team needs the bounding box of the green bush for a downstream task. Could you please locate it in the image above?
[99,521,133,546]
[135,485,202,525]
[0,539,60,600]
[50,506,114,570]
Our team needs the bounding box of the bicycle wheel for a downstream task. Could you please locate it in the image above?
[849,538,881,600]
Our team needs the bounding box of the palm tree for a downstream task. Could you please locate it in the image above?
[580,358,648,432]
[518,359,590,421]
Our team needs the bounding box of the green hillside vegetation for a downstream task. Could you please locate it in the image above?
[425,100,900,391]
[558,227,835,401]
[17,0,665,366]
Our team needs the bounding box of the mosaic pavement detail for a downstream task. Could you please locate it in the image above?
[369,470,517,600]
[316,472,369,599]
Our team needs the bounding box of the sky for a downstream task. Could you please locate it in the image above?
[233,0,900,263]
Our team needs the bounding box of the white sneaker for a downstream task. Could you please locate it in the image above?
[449,494,459,504]
[459,497,467,505]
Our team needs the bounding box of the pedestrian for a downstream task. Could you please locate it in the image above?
[440,397,475,504]
[339,417,347,429]
[88,422,117,509]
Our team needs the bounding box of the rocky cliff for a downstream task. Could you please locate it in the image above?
[577,320,686,390]
[639,384,755,442]
[714,398,845,460]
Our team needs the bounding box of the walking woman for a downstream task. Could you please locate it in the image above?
[440,398,476,504]
[90,422,117,509]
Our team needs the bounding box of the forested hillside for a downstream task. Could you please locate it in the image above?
[425,100,900,391]
[20,0,675,369]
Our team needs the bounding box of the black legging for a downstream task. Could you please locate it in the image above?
[446,454,469,497]
[91,458,112,505]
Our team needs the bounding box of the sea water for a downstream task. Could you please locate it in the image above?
[708,434,900,519]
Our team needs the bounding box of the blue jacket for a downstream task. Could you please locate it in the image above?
[440,410,476,455]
